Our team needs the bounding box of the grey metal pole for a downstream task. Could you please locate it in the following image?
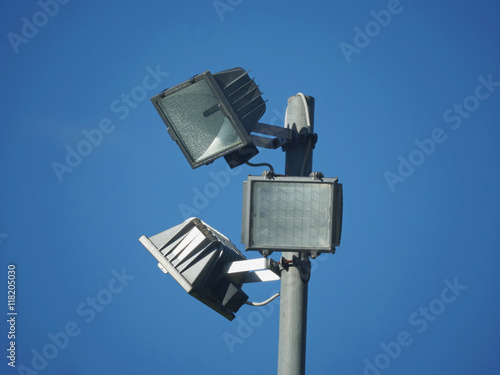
[277,94,315,375]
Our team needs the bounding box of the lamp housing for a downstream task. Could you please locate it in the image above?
[139,217,249,320]
[151,68,266,169]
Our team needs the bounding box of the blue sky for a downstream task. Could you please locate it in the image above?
[1,0,500,374]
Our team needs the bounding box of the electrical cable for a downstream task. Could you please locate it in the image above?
[245,161,275,173]
[297,93,313,176]
[301,137,313,176]
[297,92,312,129]
[245,292,280,307]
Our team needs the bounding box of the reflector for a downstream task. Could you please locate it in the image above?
[155,80,244,164]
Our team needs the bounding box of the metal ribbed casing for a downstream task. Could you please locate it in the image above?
[139,218,248,320]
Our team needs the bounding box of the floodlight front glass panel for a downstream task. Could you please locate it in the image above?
[252,182,332,248]
[156,79,244,164]
[242,176,342,252]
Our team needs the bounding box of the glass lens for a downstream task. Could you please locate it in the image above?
[157,80,243,163]
[250,182,333,249]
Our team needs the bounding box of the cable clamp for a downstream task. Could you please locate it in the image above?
[261,169,277,179]
[280,256,311,283]
[281,132,318,152]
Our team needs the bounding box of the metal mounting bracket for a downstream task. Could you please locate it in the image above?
[253,122,293,139]
[223,258,281,285]
[248,122,293,149]
[281,131,318,152]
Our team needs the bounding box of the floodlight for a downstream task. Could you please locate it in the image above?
[241,175,343,253]
[151,67,267,169]
[139,217,249,320]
